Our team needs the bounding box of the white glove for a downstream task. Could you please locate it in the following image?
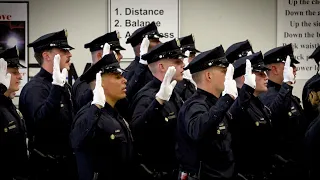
[91,71,106,107]
[247,51,253,56]
[52,54,68,87]
[222,64,238,99]
[156,66,178,101]
[244,60,256,89]
[283,55,295,84]
[102,43,110,57]
[182,50,197,89]
[0,58,11,89]
[139,37,150,65]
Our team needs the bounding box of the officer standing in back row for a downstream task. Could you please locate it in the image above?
[19,29,77,180]
[175,34,199,101]
[72,31,126,114]
[124,21,163,98]
[259,44,307,179]
[0,47,29,180]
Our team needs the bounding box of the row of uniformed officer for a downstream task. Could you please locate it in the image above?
[1,20,318,180]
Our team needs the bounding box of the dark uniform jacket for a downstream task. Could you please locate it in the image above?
[130,77,183,172]
[228,84,274,177]
[175,78,196,101]
[0,94,29,180]
[302,74,320,123]
[19,68,74,156]
[304,114,320,180]
[70,103,136,180]
[260,80,307,164]
[72,77,92,114]
[124,56,153,97]
[176,88,235,180]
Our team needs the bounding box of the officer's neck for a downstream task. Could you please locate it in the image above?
[198,84,221,98]
[4,90,15,99]
[105,96,117,108]
[42,63,53,74]
[268,75,282,85]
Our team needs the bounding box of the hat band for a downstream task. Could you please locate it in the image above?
[150,49,184,62]
[34,39,69,52]
[207,56,228,67]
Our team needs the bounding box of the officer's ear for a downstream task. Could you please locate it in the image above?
[204,70,212,82]
[42,50,51,63]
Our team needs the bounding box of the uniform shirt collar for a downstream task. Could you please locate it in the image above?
[38,68,53,81]
[197,88,218,104]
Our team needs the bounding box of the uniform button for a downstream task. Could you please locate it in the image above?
[165,117,169,122]
[255,122,259,126]
[110,134,115,140]
[288,112,292,116]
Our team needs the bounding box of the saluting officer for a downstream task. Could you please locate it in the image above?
[175,34,199,101]
[228,52,274,179]
[0,47,29,180]
[72,31,125,114]
[302,46,320,122]
[176,45,238,180]
[124,21,163,97]
[70,49,137,180]
[130,38,185,180]
[19,29,77,180]
[259,44,307,178]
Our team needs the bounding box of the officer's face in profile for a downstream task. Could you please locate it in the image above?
[49,48,72,71]
[101,72,127,101]
[270,62,285,81]
[254,71,268,94]
[210,66,227,93]
[7,67,22,92]
[162,59,184,81]
[292,65,297,78]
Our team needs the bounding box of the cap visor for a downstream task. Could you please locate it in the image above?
[18,62,26,68]
[291,58,300,64]
[60,44,74,51]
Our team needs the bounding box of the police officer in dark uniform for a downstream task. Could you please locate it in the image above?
[72,31,125,114]
[304,95,320,180]
[0,47,28,180]
[176,45,238,180]
[124,21,163,97]
[175,34,199,101]
[19,29,77,180]
[259,44,307,178]
[130,38,185,180]
[228,52,274,179]
[225,40,254,63]
[302,46,320,123]
[70,52,137,180]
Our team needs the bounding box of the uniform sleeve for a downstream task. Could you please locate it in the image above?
[125,63,150,101]
[261,83,293,118]
[228,84,255,119]
[24,84,64,123]
[72,80,93,113]
[70,104,101,150]
[130,95,164,133]
[184,94,234,141]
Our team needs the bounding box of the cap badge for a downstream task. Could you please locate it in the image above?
[64,29,68,37]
